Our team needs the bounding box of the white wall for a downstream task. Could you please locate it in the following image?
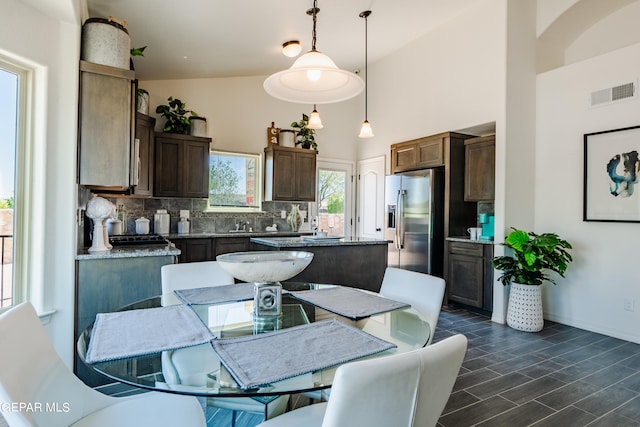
[141,76,360,160]
[356,0,505,172]
[537,42,640,343]
[1,0,80,365]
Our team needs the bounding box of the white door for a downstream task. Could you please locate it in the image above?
[315,159,355,237]
[357,156,385,239]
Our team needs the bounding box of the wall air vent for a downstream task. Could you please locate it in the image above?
[590,81,636,108]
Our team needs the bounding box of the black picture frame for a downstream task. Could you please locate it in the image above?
[583,125,640,222]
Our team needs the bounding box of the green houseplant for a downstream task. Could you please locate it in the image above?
[492,228,572,286]
[155,97,197,134]
[291,113,318,151]
[492,228,573,332]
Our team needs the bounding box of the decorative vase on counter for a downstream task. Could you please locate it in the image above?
[287,204,303,232]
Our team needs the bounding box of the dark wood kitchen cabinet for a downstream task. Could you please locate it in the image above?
[171,238,214,263]
[445,240,493,311]
[390,134,444,173]
[464,135,495,201]
[215,237,250,257]
[264,145,317,201]
[132,112,155,196]
[154,133,211,198]
[78,60,135,190]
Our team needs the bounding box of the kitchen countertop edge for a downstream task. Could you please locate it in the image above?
[446,236,495,245]
[250,236,391,248]
[76,245,181,261]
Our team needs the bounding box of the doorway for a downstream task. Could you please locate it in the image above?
[316,160,354,237]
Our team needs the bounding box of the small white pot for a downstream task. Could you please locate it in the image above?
[506,283,544,332]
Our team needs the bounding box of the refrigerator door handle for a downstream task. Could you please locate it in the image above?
[395,190,401,249]
[398,190,405,249]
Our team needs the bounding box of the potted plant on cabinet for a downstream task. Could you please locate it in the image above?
[492,228,573,332]
[155,97,196,134]
[291,113,318,152]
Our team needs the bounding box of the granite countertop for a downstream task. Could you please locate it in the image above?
[250,236,390,248]
[76,244,181,261]
[446,236,495,245]
[166,231,312,239]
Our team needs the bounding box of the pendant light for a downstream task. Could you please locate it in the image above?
[358,10,374,138]
[264,0,364,104]
[308,104,324,129]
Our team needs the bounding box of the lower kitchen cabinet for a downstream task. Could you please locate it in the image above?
[446,240,493,312]
[171,238,214,263]
[215,237,249,257]
[171,236,251,262]
[75,255,174,386]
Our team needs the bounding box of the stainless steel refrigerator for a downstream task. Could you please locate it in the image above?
[385,169,445,276]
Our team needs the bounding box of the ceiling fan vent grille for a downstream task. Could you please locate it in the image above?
[590,81,636,107]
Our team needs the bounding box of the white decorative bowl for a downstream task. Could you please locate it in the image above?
[216,251,314,283]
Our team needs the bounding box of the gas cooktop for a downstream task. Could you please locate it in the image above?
[108,234,169,246]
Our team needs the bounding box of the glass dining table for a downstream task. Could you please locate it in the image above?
[77,282,431,398]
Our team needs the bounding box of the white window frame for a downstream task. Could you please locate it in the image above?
[207,149,263,213]
[0,52,46,315]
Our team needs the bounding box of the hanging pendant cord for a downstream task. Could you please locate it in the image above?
[364,13,368,120]
[308,0,319,52]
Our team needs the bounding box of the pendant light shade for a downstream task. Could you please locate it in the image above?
[359,10,374,138]
[308,105,324,129]
[359,120,374,138]
[264,1,364,104]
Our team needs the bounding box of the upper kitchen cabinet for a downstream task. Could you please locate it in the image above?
[464,135,495,201]
[132,113,156,196]
[264,145,317,202]
[78,60,135,190]
[390,134,445,173]
[154,133,211,198]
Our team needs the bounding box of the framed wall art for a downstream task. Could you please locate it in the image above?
[583,125,640,222]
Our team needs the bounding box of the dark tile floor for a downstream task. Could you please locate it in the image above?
[435,307,640,426]
[2,307,639,427]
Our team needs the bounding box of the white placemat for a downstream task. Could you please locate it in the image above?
[290,286,410,319]
[211,318,396,390]
[174,283,257,305]
[85,305,214,363]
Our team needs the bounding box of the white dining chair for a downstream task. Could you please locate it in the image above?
[256,334,467,427]
[379,267,446,346]
[161,260,236,306]
[160,260,290,426]
[0,302,206,427]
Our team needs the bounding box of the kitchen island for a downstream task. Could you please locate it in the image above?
[250,236,389,292]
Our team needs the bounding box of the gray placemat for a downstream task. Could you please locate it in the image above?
[86,305,213,363]
[210,318,396,390]
[174,282,257,305]
[290,286,410,319]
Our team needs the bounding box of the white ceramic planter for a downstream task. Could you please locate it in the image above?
[506,283,544,332]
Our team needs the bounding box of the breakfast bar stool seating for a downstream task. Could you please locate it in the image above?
[160,260,290,425]
[379,267,446,346]
[256,334,467,427]
[0,302,206,427]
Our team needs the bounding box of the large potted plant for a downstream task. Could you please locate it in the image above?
[492,228,572,332]
[291,113,318,151]
[155,97,196,134]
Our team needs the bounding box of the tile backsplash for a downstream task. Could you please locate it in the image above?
[93,197,312,236]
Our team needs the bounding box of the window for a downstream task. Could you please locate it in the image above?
[209,151,262,210]
[0,66,18,308]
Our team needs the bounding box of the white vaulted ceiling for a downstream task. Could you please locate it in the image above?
[86,0,483,80]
